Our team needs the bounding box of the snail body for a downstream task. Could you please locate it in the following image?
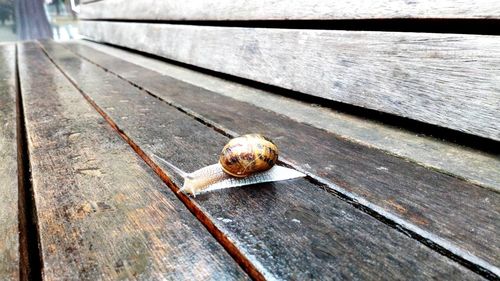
[181,163,304,195]
[153,134,305,196]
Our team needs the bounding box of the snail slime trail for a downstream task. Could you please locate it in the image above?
[153,134,305,196]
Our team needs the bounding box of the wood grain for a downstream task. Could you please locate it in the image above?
[76,39,500,191]
[17,42,248,280]
[40,40,488,280]
[79,21,500,141]
[80,0,500,20]
[0,44,19,280]
[58,42,500,276]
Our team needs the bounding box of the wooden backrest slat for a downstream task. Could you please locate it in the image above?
[80,0,500,20]
[79,22,500,141]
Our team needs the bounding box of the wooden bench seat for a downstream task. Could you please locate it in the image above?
[16,42,246,280]
[55,40,500,270]
[1,1,499,280]
[36,40,491,280]
[0,37,497,280]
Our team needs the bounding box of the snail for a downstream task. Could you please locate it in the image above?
[153,134,305,196]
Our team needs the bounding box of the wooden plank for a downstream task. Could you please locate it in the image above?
[17,42,248,280]
[40,40,489,280]
[0,44,19,280]
[77,39,500,192]
[58,42,500,276]
[79,22,500,141]
[80,0,500,20]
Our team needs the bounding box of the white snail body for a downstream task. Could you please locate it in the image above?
[152,134,305,196]
[180,163,305,195]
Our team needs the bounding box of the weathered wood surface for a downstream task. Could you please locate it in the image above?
[59,42,500,275]
[79,22,500,141]
[40,40,488,280]
[80,0,500,20]
[17,42,248,280]
[0,44,19,280]
[78,39,500,191]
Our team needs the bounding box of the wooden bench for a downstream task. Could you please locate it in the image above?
[1,1,499,280]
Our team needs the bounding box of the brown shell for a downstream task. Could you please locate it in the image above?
[219,134,279,178]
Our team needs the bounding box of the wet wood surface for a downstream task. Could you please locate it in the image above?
[17,42,248,280]
[80,0,500,20]
[79,21,500,141]
[39,41,488,280]
[60,42,500,273]
[0,44,19,280]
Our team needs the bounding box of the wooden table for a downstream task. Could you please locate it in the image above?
[0,40,498,280]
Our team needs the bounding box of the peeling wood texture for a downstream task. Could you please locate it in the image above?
[0,44,19,280]
[79,22,500,141]
[80,0,500,19]
[56,42,500,275]
[77,39,500,191]
[40,41,488,280]
[17,42,248,280]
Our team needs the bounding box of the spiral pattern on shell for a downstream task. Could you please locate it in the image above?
[219,134,279,178]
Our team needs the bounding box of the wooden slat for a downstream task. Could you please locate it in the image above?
[17,42,248,280]
[58,42,500,276]
[77,39,500,192]
[79,21,500,141]
[80,0,500,20]
[0,44,19,280]
[40,40,488,280]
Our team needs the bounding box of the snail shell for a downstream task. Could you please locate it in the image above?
[219,134,278,177]
[152,134,305,196]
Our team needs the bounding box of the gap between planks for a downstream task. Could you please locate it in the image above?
[50,41,500,280]
[78,18,500,36]
[34,42,266,281]
[15,44,43,280]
